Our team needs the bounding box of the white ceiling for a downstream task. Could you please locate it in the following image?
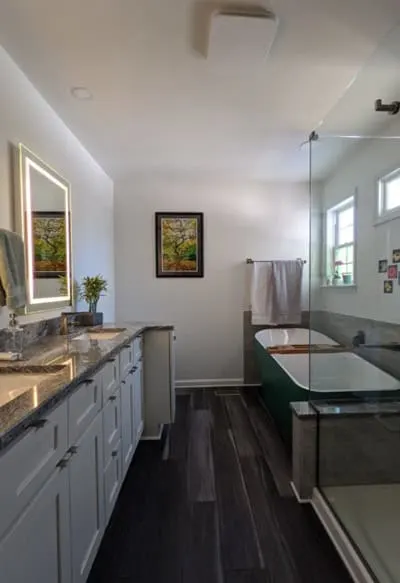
[1,0,400,181]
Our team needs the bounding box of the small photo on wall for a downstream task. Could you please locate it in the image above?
[393,249,400,263]
[388,265,398,279]
[378,259,388,273]
[384,280,393,294]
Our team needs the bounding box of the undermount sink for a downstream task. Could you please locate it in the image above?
[73,328,126,341]
[0,365,67,407]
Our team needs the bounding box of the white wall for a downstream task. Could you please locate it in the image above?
[0,46,115,327]
[115,174,309,383]
[318,127,400,323]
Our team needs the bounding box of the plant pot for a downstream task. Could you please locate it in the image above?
[68,312,103,326]
[342,274,352,285]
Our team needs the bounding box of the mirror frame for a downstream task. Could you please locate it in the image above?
[14,144,73,314]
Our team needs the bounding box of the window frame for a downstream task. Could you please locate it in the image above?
[325,195,356,286]
[377,166,400,222]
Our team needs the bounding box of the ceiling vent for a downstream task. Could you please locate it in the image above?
[207,7,278,64]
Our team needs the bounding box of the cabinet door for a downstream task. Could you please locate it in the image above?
[0,401,68,540]
[104,440,122,524]
[120,373,134,478]
[133,362,144,445]
[102,358,119,404]
[0,467,71,583]
[69,413,105,583]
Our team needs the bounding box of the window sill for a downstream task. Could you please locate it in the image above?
[320,284,357,289]
[374,209,400,226]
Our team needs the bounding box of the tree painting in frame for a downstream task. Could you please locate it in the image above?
[32,211,67,278]
[155,212,204,277]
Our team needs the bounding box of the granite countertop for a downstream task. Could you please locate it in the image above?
[0,322,173,452]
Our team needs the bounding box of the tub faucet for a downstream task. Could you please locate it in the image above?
[352,330,366,347]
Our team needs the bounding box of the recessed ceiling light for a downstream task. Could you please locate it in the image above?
[71,87,93,100]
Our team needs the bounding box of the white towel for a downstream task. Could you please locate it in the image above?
[251,260,303,326]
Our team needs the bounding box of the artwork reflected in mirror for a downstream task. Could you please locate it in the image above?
[15,144,72,313]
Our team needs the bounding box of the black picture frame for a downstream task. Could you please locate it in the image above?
[155,212,204,278]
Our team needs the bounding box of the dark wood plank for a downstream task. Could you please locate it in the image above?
[225,570,268,583]
[187,410,216,501]
[224,396,261,458]
[209,390,231,431]
[169,394,190,460]
[182,502,222,583]
[212,426,262,571]
[239,456,299,583]
[241,392,293,497]
[191,388,210,410]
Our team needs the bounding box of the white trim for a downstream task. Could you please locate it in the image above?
[290,481,310,503]
[175,378,244,389]
[374,206,400,226]
[312,488,375,583]
[320,284,357,289]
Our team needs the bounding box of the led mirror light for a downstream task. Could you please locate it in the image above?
[16,144,73,314]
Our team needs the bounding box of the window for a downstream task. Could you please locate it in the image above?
[378,168,400,218]
[326,196,355,285]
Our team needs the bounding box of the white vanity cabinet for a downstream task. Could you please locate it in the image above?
[0,462,71,583]
[0,327,175,583]
[69,413,105,583]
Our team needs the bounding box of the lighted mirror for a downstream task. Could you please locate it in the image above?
[15,144,72,313]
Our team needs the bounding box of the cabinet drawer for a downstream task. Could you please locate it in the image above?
[103,388,121,464]
[68,371,101,445]
[102,358,119,404]
[0,401,68,540]
[119,342,134,379]
[104,440,122,524]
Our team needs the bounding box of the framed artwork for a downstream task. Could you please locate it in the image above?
[32,211,67,278]
[378,259,388,273]
[155,212,204,277]
[384,280,393,294]
[393,249,400,263]
[388,264,398,280]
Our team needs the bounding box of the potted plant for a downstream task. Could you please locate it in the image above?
[332,260,343,285]
[80,275,108,325]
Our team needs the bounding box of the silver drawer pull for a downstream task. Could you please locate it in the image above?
[85,379,94,385]
[57,451,72,469]
[108,357,116,363]
[68,446,78,455]
[129,366,137,373]
[121,380,126,385]
[111,450,118,458]
[109,395,117,401]
[29,419,48,430]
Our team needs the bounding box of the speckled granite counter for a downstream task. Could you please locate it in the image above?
[0,323,173,451]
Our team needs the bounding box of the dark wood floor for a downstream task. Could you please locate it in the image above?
[88,388,353,583]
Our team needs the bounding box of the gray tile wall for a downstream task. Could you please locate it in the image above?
[318,413,400,486]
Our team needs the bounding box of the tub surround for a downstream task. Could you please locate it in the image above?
[0,322,173,451]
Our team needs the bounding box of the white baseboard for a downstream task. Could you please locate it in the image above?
[175,378,244,389]
[311,488,375,583]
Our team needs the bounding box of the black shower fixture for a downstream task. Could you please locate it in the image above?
[375,99,400,115]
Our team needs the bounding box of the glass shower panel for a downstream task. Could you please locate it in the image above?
[309,132,400,583]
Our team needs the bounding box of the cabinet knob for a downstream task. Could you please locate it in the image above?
[29,419,48,430]
[112,450,118,458]
[68,446,78,455]
[121,380,126,385]
[108,358,116,363]
[85,379,95,385]
[109,395,117,401]
[129,366,137,373]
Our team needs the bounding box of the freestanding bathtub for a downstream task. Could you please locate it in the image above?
[254,328,400,448]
